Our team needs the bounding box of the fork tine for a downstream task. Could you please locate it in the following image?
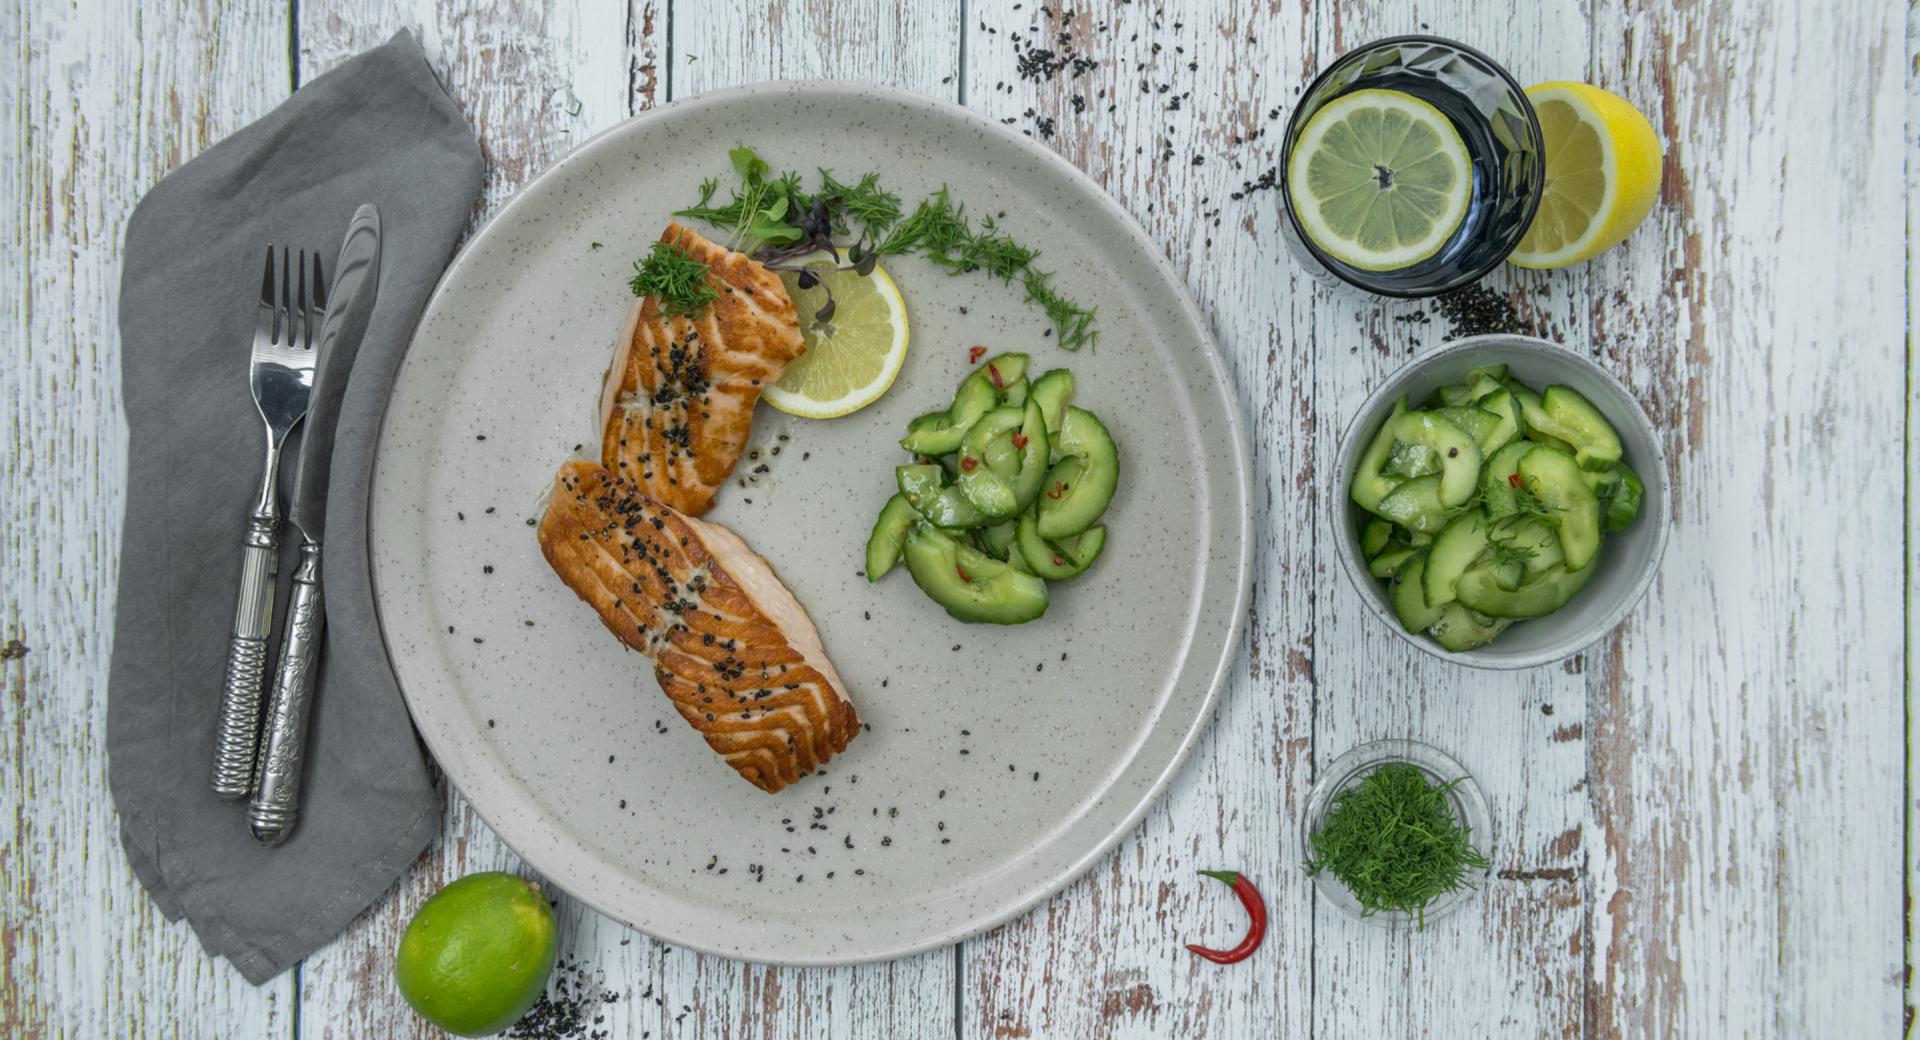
[278,246,293,345]
[255,246,276,342]
[310,251,327,316]
[295,250,308,349]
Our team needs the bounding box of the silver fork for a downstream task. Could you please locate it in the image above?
[211,247,326,800]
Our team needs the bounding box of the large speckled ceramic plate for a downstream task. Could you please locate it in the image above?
[370,82,1250,963]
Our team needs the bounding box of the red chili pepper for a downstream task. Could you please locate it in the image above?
[1011,433,1029,449]
[1507,472,1524,488]
[960,457,978,471]
[1051,554,1065,567]
[955,564,971,583]
[1185,870,1266,965]
[968,345,988,364]
[987,363,1004,389]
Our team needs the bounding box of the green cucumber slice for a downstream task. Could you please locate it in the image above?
[1542,386,1623,470]
[1384,441,1443,479]
[1479,441,1535,519]
[1029,369,1075,439]
[1455,558,1598,619]
[1003,376,1030,408]
[1360,517,1395,558]
[903,524,1049,624]
[1491,516,1563,576]
[977,519,1019,560]
[1516,446,1602,569]
[897,463,990,529]
[1422,510,1490,607]
[1433,384,1474,407]
[1374,474,1450,533]
[1350,397,1409,512]
[1434,405,1503,448]
[1369,546,1417,578]
[1391,553,1446,632]
[1465,363,1509,386]
[1428,604,1510,651]
[957,401,1051,520]
[865,493,921,579]
[1475,389,1523,453]
[1600,462,1643,530]
[1017,513,1107,579]
[1035,406,1118,539]
[1465,373,1506,401]
[900,409,969,456]
[1389,411,1482,506]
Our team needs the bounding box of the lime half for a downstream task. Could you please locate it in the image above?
[1287,88,1473,272]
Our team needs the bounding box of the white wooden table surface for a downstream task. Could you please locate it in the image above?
[3,1,1911,1036]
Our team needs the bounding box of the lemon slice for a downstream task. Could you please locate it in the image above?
[1508,82,1662,269]
[764,252,909,419]
[1287,88,1473,272]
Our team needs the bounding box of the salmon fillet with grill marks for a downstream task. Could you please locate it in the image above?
[538,460,860,793]
[598,223,806,516]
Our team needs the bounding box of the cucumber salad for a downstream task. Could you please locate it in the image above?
[1349,364,1643,651]
[866,352,1118,624]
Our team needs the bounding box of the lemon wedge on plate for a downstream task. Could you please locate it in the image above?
[1508,82,1663,269]
[765,253,909,419]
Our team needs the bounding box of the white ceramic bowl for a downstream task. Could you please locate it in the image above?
[1332,334,1670,669]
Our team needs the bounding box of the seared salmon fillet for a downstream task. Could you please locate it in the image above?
[598,223,806,515]
[538,460,860,793]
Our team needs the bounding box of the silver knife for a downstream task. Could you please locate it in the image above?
[248,204,382,845]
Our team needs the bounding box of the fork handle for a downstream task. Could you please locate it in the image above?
[250,541,324,845]
[211,511,280,799]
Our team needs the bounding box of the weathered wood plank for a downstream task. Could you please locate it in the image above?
[1581,0,1908,1034]
[1907,10,1919,1033]
[958,4,1323,1037]
[0,0,296,1035]
[288,3,646,1037]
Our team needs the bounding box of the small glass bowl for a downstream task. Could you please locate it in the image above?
[1300,738,1493,928]
[1277,35,1545,297]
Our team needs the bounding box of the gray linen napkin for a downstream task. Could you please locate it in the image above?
[108,30,482,984]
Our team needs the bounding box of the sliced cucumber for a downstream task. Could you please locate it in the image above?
[1003,376,1030,408]
[1350,397,1409,512]
[1374,475,1450,533]
[1384,441,1443,479]
[1407,530,1434,547]
[957,401,1050,519]
[1369,546,1417,578]
[1428,603,1510,651]
[1542,386,1623,470]
[1475,389,1522,452]
[897,463,991,529]
[1035,406,1119,539]
[1492,516,1564,577]
[977,519,1019,560]
[866,493,921,580]
[1434,406,1504,448]
[1455,558,1598,619]
[903,524,1049,624]
[1600,462,1643,531]
[1029,369,1075,439]
[1465,373,1506,402]
[901,410,969,456]
[1465,363,1509,386]
[1433,384,1474,407]
[1360,517,1395,558]
[1389,411,1482,506]
[1391,553,1447,632]
[1017,513,1107,579]
[1516,446,1601,569]
[1422,510,1490,607]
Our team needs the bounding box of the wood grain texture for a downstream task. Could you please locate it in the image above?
[1580,1,1908,1034]
[0,0,297,1036]
[5,0,1910,1035]
[1908,9,1918,1034]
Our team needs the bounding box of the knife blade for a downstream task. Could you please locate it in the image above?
[288,203,382,540]
[248,205,381,845]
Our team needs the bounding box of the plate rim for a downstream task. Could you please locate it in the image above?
[369,78,1255,965]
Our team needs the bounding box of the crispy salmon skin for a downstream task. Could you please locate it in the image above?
[537,460,859,793]
[598,223,805,516]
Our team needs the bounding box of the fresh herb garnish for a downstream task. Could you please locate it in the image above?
[629,240,719,317]
[675,148,1099,349]
[1305,762,1490,928]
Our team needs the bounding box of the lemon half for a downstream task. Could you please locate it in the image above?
[1508,82,1663,269]
[764,253,909,419]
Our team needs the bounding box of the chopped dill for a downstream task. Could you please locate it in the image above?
[629,240,717,317]
[1305,762,1490,928]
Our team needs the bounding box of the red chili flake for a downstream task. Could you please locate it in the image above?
[968,345,988,364]
[987,363,1004,389]
[1507,473,1524,488]
[1052,554,1065,567]
[1011,433,1029,449]
[956,565,971,583]
[918,456,934,465]
[1046,480,1069,500]
[960,457,978,471]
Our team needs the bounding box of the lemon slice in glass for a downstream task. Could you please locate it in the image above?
[1507,82,1662,269]
[1287,88,1473,272]
[765,252,909,419]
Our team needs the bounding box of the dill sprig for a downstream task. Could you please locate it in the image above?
[1305,762,1490,928]
[628,240,718,317]
[675,150,1101,350]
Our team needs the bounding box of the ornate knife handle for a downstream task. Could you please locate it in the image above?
[249,541,325,845]
[211,511,280,799]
